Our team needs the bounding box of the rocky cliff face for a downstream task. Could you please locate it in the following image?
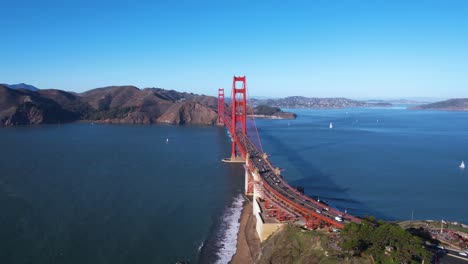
[0,85,218,126]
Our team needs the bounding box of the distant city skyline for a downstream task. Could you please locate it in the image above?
[2,0,468,98]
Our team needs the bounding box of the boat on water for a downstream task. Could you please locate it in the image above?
[460,161,465,169]
[166,138,169,143]
[329,122,333,129]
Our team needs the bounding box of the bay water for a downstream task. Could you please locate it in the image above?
[257,107,468,223]
[0,124,244,264]
[1,107,468,263]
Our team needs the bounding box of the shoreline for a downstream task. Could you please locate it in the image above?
[229,197,261,264]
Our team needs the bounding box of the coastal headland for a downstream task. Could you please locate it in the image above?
[0,84,218,126]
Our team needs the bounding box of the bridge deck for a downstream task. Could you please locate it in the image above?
[223,113,360,228]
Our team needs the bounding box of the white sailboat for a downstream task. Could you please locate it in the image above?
[166,138,169,143]
[460,161,465,169]
[329,122,333,129]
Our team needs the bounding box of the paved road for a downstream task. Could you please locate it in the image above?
[427,245,468,263]
[236,130,358,226]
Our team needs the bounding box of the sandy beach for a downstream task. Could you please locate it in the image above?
[229,198,261,264]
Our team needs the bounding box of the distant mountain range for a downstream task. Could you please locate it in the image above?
[0,85,217,126]
[1,83,39,91]
[251,96,392,108]
[411,98,468,111]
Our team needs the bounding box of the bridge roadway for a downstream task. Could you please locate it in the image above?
[227,120,361,228]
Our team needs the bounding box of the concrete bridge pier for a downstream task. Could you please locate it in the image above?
[244,154,254,196]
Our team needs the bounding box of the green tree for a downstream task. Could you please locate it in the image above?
[341,217,432,263]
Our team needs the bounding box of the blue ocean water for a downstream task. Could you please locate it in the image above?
[1,107,467,263]
[256,107,468,223]
[0,124,244,264]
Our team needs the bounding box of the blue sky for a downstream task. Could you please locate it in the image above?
[1,0,468,98]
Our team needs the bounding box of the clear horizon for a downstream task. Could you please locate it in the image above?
[2,0,468,98]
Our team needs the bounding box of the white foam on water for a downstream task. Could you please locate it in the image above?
[197,241,204,252]
[214,194,244,264]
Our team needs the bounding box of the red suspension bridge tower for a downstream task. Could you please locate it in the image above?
[217,88,225,126]
[230,76,247,159]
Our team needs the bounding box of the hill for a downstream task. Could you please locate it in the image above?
[411,98,468,111]
[0,85,218,126]
[252,105,297,119]
[253,96,391,109]
[256,219,432,264]
[256,226,372,264]
[0,85,77,126]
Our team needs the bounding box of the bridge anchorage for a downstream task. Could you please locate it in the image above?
[218,76,360,241]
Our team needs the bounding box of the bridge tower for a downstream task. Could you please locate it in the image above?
[217,88,225,126]
[231,76,247,158]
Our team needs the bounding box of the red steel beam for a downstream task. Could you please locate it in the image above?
[245,160,345,228]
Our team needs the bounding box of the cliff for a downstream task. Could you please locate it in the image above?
[0,85,217,126]
[411,98,468,111]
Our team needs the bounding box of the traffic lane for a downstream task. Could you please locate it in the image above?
[245,140,350,224]
[435,250,468,263]
[252,158,343,217]
[259,169,350,224]
[272,178,352,224]
[446,249,468,261]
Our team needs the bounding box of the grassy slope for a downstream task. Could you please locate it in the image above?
[257,226,372,264]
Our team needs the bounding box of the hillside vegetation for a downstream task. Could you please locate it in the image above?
[341,217,432,263]
[257,226,372,264]
[257,217,433,264]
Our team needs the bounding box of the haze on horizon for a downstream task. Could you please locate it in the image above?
[2,0,468,99]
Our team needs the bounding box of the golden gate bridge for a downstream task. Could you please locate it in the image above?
[217,76,360,240]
